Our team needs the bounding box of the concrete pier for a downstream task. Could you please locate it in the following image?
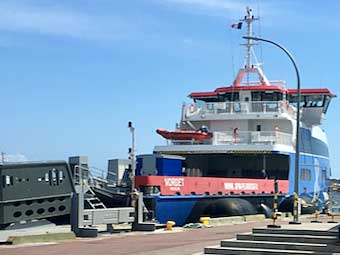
[205,222,340,255]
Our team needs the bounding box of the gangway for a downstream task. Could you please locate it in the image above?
[69,157,134,237]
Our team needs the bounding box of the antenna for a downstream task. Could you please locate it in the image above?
[1,152,5,163]
[232,7,270,87]
[256,0,264,65]
[240,6,259,70]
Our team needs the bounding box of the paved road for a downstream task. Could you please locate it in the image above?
[0,215,337,255]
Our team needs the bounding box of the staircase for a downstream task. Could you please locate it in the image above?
[73,164,107,210]
[204,223,340,254]
[82,181,107,209]
[85,195,106,209]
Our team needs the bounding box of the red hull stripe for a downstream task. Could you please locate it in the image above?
[135,176,289,196]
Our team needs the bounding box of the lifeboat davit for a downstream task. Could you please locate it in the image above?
[156,128,212,141]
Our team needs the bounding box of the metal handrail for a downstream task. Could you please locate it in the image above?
[73,165,117,187]
[185,100,296,118]
[213,130,293,146]
[170,130,293,146]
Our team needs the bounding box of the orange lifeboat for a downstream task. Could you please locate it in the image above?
[156,128,212,141]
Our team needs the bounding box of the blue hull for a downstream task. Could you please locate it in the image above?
[144,150,331,226]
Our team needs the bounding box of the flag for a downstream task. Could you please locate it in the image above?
[231,22,242,29]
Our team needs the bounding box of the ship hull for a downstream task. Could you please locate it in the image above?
[144,194,279,226]
[137,149,330,226]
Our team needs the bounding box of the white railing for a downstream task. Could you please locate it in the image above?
[170,131,293,147]
[185,100,296,118]
[213,131,293,146]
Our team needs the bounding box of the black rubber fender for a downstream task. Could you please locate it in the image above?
[259,203,272,218]
[278,195,316,214]
[204,198,257,217]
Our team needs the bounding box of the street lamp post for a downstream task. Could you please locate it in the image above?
[243,36,301,224]
[128,121,136,192]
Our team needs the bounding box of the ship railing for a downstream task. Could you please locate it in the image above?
[169,131,293,146]
[88,166,121,188]
[241,80,286,86]
[185,100,296,118]
[213,130,293,146]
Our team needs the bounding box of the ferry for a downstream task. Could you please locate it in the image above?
[134,7,336,226]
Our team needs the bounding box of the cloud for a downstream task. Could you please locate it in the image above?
[163,0,245,12]
[159,0,254,18]
[158,0,340,38]
[2,153,28,162]
[0,1,133,41]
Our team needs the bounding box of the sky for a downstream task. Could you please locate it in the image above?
[1,0,340,177]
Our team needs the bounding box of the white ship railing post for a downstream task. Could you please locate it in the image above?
[243,36,301,224]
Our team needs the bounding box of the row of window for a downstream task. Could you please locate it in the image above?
[289,95,331,112]
[2,169,65,188]
[194,93,331,113]
[300,168,327,181]
[13,205,66,218]
[195,92,284,103]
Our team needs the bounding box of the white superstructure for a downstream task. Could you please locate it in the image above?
[154,8,335,181]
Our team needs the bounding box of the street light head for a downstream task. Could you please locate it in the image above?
[243,36,259,41]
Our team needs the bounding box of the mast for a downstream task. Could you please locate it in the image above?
[1,152,5,163]
[232,7,270,87]
[241,7,258,70]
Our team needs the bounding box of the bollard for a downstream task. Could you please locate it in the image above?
[311,193,321,223]
[268,179,281,228]
[200,217,210,226]
[166,221,176,231]
[328,198,338,223]
[289,192,301,224]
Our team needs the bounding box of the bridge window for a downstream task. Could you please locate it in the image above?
[323,95,331,113]
[224,92,239,102]
[305,95,324,107]
[289,94,325,108]
[322,169,327,181]
[301,168,311,181]
[195,100,205,109]
[252,92,261,101]
[262,92,275,101]
[251,91,282,102]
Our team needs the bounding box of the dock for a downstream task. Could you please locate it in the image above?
[1,214,340,255]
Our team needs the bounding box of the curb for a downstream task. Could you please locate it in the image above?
[209,214,266,226]
[7,232,76,245]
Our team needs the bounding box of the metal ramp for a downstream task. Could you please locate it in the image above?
[69,157,134,237]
